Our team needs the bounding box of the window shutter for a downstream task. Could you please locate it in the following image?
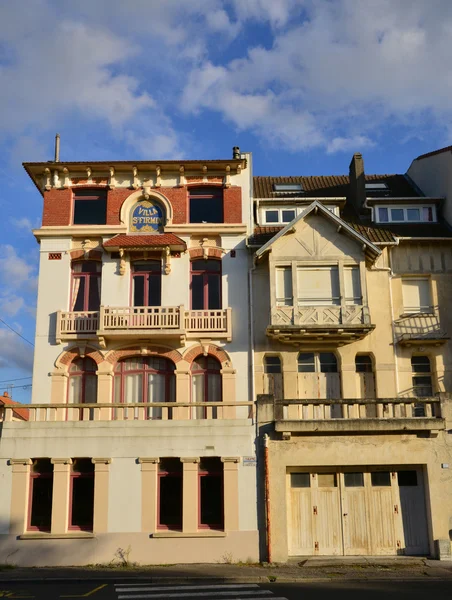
[402,279,431,313]
[276,267,292,305]
[344,267,362,305]
[297,267,339,305]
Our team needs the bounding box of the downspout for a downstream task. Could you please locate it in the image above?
[264,433,272,564]
[248,257,256,420]
[388,248,400,395]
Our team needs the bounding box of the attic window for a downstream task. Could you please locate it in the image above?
[273,183,303,192]
[365,182,389,191]
[376,205,436,224]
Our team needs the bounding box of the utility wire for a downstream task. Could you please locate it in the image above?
[0,317,34,347]
[0,376,32,384]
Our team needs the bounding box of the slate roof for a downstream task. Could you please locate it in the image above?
[104,233,186,250]
[250,174,452,246]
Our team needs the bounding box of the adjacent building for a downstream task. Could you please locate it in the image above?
[253,153,452,561]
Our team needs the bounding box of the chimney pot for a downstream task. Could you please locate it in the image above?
[232,146,240,159]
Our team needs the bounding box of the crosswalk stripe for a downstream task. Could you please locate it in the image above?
[117,590,273,600]
[116,584,260,592]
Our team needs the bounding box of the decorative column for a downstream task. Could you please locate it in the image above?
[92,458,111,533]
[181,457,200,532]
[175,367,190,420]
[9,459,32,534]
[138,458,159,533]
[221,367,236,419]
[50,371,69,421]
[50,458,72,534]
[221,457,240,531]
[96,371,114,420]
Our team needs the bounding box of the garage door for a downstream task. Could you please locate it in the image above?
[288,467,429,556]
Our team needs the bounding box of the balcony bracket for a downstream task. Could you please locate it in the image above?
[98,336,106,349]
[281,431,291,441]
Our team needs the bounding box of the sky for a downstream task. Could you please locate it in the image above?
[1,0,452,403]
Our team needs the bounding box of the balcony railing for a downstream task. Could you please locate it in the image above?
[394,308,449,345]
[2,401,253,423]
[257,395,446,435]
[56,307,232,342]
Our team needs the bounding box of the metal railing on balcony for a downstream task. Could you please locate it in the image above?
[394,307,448,344]
[1,401,253,423]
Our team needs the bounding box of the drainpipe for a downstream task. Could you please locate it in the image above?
[264,433,272,564]
[388,248,400,395]
[248,258,256,421]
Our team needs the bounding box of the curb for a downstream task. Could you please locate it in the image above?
[0,575,451,584]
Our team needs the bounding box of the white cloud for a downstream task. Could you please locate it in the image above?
[11,217,36,231]
[182,0,452,152]
[0,245,37,290]
[0,295,25,318]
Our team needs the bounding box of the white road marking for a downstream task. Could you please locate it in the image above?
[117,590,274,599]
[115,584,259,592]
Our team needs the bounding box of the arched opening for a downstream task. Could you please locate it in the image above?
[68,357,98,420]
[191,355,222,419]
[114,356,176,420]
[263,355,283,399]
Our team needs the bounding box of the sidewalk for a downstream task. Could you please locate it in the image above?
[1,557,452,583]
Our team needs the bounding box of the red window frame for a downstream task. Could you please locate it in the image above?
[198,461,224,530]
[68,464,94,532]
[130,260,162,307]
[27,461,53,532]
[157,462,183,531]
[190,259,222,310]
[70,260,101,311]
[67,357,98,421]
[190,356,222,419]
[113,357,176,419]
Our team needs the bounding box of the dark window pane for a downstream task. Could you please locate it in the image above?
[391,208,404,221]
[379,208,389,222]
[355,355,373,373]
[200,475,223,527]
[344,472,364,487]
[265,210,279,223]
[80,262,100,273]
[282,210,296,223]
[159,458,182,473]
[73,191,107,225]
[207,275,221,309]
[298,353,315,372]
[290,473,310,488]
[191,260,221,272]
[371,472,391,486]
[133,261,161,273]
[148,275,162,306]
[133,276,145,306]
[72,458,94,474]
[398,470,418,486]
[30,477,53,530]
[191,274,204,309]
[264,356,281,374]
[32,458,53,473]
[71,476,94,529]
[412,376,433,397]
[320,353,338,373]
[411,356,431,373]
[199,457,222,472]
[88,276,100,311]
[73,278,86,311]
[159,476,182,529]
[190,198,223,223]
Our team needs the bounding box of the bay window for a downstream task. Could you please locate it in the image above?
[297,266,340,306]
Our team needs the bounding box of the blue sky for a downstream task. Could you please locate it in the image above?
[1,0,452,402]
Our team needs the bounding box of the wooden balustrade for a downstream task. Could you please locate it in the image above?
[56,310,99,339]
[101,306,181,330]
[1,402,253,423]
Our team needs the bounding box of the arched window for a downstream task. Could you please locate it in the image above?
[355,355,373,373]
[114,357,175,420]
[191,259,222,310]
[68,358,97,404]
[191,356,222,419]
[132,260,162,307]
[71,261,101,311]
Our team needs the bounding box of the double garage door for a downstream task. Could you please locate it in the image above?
[288,467,429,556]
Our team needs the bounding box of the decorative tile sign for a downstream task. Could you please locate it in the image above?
[130,199,164,232]
[243,456,257,467]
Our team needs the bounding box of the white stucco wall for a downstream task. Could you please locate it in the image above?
[108,457,142,533]
[0,459,11,534]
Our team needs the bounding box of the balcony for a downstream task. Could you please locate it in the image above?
[1,401,252,423]
[267,304,374,345]
[257,395,446,437]
[394,309,449,346]
[56,307,232,345]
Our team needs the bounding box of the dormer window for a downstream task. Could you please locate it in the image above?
[376,205,435,224]
[261,205,338,225]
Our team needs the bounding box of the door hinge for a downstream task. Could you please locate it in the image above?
[314,541,319,551]
[313,505,318,515]
[394,504,399,514]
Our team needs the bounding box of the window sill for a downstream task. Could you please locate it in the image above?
[151,531,226,538]
[19,532,95,540]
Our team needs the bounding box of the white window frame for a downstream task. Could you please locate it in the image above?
[374,205,436,224]
[261,205,339,225]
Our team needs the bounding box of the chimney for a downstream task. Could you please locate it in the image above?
[54,133,60,162]
[349,152,366,211]
[232,146,240,159]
